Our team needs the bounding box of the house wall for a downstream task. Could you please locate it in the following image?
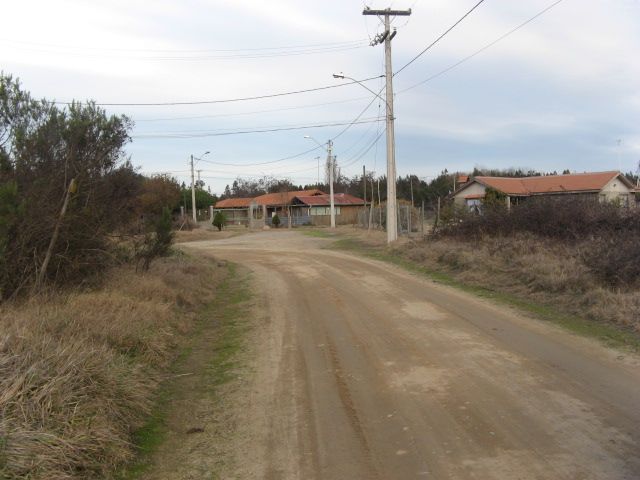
[600,177,635,207]
[310,205,362,226]
[453,182,486,205]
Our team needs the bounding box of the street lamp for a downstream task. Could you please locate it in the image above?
[304,135,336,229]
[190,151,210,223]
[333,72,398,243]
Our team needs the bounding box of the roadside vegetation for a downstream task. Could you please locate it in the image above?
[0,74,231,479]
[406,197,640,339]
[0,254,226,479]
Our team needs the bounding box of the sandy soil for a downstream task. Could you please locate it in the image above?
[161,229,640,479]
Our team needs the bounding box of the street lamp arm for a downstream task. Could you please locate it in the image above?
[332,74,390,112]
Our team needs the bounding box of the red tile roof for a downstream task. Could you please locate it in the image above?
[253,189,324,206]
[296,193,365,206]
[215,197,254,208]
[469,171,631,196]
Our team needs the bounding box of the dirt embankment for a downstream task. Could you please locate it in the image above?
[0,254,227,480]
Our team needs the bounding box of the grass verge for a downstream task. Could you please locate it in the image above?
[0,253,227,480]
[119,262,253,479]
[329,236,640,353]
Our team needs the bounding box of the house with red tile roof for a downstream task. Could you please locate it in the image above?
[452,171,637,209]
[214,189,365,227]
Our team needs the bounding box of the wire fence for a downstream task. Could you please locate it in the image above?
[355,204,429,236]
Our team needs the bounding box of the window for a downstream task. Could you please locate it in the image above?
[310,206,341,216]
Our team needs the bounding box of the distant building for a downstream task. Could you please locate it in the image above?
[214,189,365,227]
[452,171,637,209]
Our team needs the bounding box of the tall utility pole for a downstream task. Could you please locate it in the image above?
[327,140,336,228]
[363,165,367,210]
[316,156,321,186]
[363,6,411,243]
[190,154,197,223]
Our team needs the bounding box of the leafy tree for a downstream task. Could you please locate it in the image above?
[0,73,135,297]
[271,214,281,228]
[139,175,181,214]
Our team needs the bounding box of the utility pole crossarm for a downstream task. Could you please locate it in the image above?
[363,8,412,16]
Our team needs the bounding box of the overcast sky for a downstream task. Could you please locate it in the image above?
[3,0,639,194]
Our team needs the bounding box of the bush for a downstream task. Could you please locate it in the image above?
[272,214,281,228]
[439,196,638,241]
[212,211,226,231]
[135,208,174,271]
[583,237,640,288]
[436,196,640,290]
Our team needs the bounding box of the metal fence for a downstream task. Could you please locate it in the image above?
[356,205,427,236]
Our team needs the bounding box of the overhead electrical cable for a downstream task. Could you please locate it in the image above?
[134,95,373,122]
[132,118,382,139]
[397,0,566,93]
[194,144,324,167]
[6,43,367,61]
[394,0,487,76]
[0,37,367,53]
[53,75,384,107]
[135,115,381,136]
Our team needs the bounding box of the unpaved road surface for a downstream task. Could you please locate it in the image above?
[182,230,640,480]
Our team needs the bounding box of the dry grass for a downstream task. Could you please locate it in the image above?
[0,254,225,479]
[401,233,640,333]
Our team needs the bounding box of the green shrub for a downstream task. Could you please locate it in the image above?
[272,214,281,228]
[212,211,226,231]
[136,208,174,271]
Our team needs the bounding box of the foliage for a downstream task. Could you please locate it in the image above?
[134,208,174,271]
[140,175,181,214]
[437,196,640,287]
[212,211,226,231]
[271,214,281,228]
[0,73,137,298]
[180,184,217,211]
[483,187,507,209]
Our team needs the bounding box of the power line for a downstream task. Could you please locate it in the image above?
[0,37,367,54]
[53,75,383,107]
[136,115,381,136]
[397,0,566,93]
[132,118,382,139]
[195,144,324,167]
[394,0,487,76]
[7,42,367,61]
[133,95,373,122]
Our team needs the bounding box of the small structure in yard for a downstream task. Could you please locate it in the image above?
[213,189,365,227]
[452,171,638,210]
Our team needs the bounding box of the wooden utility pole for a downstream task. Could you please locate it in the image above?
[410,175,414,207]
[368,177,374,231]
[327,140,336,228]
[190,154,197,223]
[363,6,411,243]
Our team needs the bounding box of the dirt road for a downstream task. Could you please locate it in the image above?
[181,230,640,479]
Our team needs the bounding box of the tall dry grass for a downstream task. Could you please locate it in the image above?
[401,233,640,333]
[0,254,224,479]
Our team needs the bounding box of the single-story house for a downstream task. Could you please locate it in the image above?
[212,197,254,225]
[452,171,638,209]
[214,189,365,226]
[292,193,365,225]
